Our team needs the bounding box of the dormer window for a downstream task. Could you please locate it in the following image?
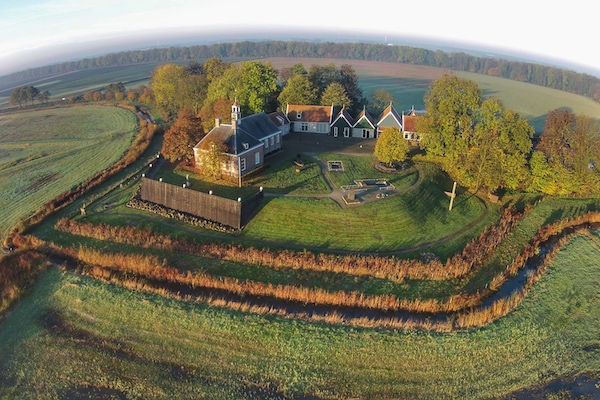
[242,142,249,150]
[297,112,302,119]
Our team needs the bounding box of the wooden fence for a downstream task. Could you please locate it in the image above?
[140,178,262,229]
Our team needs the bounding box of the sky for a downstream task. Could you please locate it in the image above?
[1,0,599,76]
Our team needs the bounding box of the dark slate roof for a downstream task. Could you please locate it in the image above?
[238,112,281,140]
[353,107,376,128]
[331,106,355,126]
[268,111,290,127]
[194,125,261,155]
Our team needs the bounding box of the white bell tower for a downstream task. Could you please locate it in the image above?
[231,99,241,124]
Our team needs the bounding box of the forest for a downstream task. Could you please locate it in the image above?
[2,41,600,103]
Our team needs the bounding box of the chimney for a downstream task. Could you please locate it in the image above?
[215,117,221,128]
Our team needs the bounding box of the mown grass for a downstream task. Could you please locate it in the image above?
[455,71,600,133]
[0,106,138,242]
[1,233,598,399]
[240,163,488,252]
[246,154,330,195]
[316,152,418,189]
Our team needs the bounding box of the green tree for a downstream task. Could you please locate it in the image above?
[277,74,319,109]
[161,110,204,163]
[202,58,230,83]
[150,64,188,118]
[339,64,363,113]
[37,90,50,103]
[308,63,340,93]
[375,127,409,167]
[320,82,351,108]
[368,88,394,116]
[419,75,481,158]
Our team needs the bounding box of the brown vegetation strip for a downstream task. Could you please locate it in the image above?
[54,205,527,283]
[42,211,600,331]
[0,250,49,318]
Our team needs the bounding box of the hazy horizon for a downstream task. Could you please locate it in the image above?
[1,0,599,79]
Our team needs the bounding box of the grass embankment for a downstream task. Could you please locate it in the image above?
[0,233,598,399]
[0,106,138,242]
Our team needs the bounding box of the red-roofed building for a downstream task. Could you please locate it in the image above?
[402,106,423,141]
[286,104,334,133]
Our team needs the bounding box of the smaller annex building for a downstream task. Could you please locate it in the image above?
[193,101,282,178]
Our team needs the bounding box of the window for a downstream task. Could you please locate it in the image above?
[275,134,279,144]
[270,136,274,146]
[343,127,349,137]
[297,112,302,119]
[240,158,246,172]
[333,127,338,137]
[404,133,409,139]
[264,139,269,149]
[301,123,308,132]
[362,129,369,138]
[255,152,260,165]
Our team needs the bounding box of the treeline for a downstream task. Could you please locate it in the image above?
[9,86,50,107]
[3,41,600,102]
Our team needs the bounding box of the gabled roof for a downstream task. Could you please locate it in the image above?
[402,106,423,132]
[403,114,419,133]
[237,112,281,141]
[194,125,261,155]
[286,104,333,123]
[352,106,376,129]
[331,106,354,126]
[377,102,403,127]
[268,111,290,127]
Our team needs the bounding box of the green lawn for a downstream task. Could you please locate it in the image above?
[241,163,487,252]
[316,152,418,189]
[0,105,138,242]
[246,154,330,195]
[1,232,598,399]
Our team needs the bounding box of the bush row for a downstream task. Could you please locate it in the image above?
[0,250,49,317]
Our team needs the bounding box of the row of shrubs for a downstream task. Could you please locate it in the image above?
[126,198,237,233]
[54,205,528,284]
[44,211,600,330]
[3,115,160,248]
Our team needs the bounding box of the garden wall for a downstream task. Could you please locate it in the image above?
[140,178,262,229]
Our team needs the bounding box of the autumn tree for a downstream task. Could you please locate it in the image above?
[375,127,409,167]
[199,97,232,132]
[198,140,228,179]
[531,109,600,194]
[277,74,318,109]
[161,110,204,163]
[320,82,351,108]
[9,86,39,106]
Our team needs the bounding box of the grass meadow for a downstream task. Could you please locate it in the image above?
[0,233,598,399]
[241,163,486,252]
[0,105,138,241]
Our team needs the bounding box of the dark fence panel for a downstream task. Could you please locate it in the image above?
[140,178,261,229]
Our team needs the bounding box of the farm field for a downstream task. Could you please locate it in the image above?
[0,105,138,241]
[1,232,598,399]
[5,57,599,133]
